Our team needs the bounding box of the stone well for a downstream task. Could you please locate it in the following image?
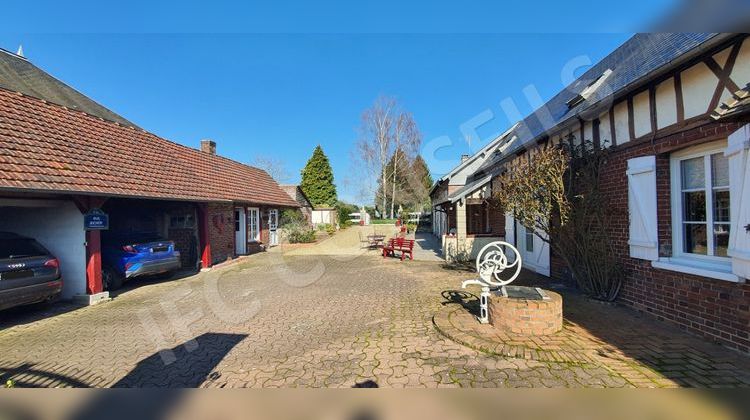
[488,286,562,335]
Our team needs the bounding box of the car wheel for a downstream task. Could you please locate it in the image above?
[102,266,124,291]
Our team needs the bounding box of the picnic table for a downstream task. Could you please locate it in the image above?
[367,234,386,247]
[360,231,386,249]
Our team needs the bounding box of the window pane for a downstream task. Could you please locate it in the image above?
[713,224,730,257]
[680,157,705,189]
[684,223,707,255]
[713,189,730,222]
[711,153,729,187]
[683,191,706,221]
[525,230,534,253]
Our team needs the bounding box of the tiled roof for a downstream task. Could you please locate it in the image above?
[0,89,299,207]
[0,49,137,128]
[475,33,724,173]
[712,83,750,120]
[279,184,313,208]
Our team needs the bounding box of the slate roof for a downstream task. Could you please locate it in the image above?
[0,88,299,206]
[474,33,724,173]
[0,49,136,128]
[447,174,492,203]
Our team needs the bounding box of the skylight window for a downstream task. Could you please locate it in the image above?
[566,68,613,109]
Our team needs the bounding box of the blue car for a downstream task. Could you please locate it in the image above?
[101,231,181,291]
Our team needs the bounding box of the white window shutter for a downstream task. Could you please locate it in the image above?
[505,213,515,245]
[627,155,659,260]
[726,124,750,279]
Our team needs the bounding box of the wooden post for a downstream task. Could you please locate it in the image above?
[73,195,108,295]
[85,230,103,294]
[197,203,212,269]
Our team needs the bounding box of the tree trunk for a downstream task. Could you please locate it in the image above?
[382,168,388,219]
[390,153,398,219]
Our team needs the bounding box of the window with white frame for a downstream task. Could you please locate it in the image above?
[671,141,730,260]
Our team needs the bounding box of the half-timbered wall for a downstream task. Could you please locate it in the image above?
[485,34,750,352]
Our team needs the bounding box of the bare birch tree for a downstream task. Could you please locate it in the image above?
[356,96,395,217]
[355,96,424,218]
[252,155,291,183]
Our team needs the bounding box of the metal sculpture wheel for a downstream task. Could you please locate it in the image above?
[461,241,523,324]
[475,241,522,287]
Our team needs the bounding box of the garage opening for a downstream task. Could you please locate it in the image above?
[102,198,200,269]
[0,198,85,299]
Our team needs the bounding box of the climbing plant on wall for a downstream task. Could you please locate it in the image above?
[493,138,624,301]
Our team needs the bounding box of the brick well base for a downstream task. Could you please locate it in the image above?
[489,289,563,335]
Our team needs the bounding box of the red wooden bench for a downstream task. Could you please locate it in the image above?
[382,237,415,261]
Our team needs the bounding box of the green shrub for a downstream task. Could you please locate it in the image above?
[281,208,306,225]
[325,224,336,235]
[335,201,358,229]
[287,228,316,243]
[281,209,315,243]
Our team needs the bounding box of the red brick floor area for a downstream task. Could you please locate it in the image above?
[0,251,748,388]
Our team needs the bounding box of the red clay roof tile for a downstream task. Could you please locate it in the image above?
[0,89,298,207]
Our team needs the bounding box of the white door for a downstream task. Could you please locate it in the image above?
[248,207,260,243]
[515,219,550,277]
[269,209,279,246]
[234,207,247,254]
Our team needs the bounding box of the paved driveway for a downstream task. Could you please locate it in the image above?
[1,228,749,388]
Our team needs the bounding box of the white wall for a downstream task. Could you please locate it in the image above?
[0,201,86,298]
[311,209,335,225]
[442,234,505,262]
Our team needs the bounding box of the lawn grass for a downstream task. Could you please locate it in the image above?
[371,219,397,224]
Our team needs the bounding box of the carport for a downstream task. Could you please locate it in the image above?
[0,196,86,299]
[102,197,201,271]
[0,49,298,308]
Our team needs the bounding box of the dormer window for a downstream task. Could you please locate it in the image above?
[566,68,613,109]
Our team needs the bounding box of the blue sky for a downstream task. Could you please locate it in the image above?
[0,2,679,203]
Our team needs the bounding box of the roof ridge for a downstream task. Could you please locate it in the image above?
[0,53,140,128]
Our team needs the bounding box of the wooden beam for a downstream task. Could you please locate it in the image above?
[609,107,617,146]
[627,96,636,141]
[593,118,601,149]
[649,86,658,134]
[705,42,743,113]
[675,73,685,124]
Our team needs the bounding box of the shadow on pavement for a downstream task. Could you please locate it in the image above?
[112,332,246,388]
[0,362,90,388]
[60,333,246,419]
[107,268,199,299]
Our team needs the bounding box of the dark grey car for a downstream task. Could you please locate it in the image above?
[0,232,63,311]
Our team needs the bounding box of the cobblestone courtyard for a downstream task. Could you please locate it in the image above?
[1,228,749,388]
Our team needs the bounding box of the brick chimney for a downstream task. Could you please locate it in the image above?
[200,139,216,155]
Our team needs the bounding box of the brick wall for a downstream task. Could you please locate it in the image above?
[488,201,505,236]
[488,291,563,335]
[207,202,235,265]
[550,120,750,353]
[169,228,197,268]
